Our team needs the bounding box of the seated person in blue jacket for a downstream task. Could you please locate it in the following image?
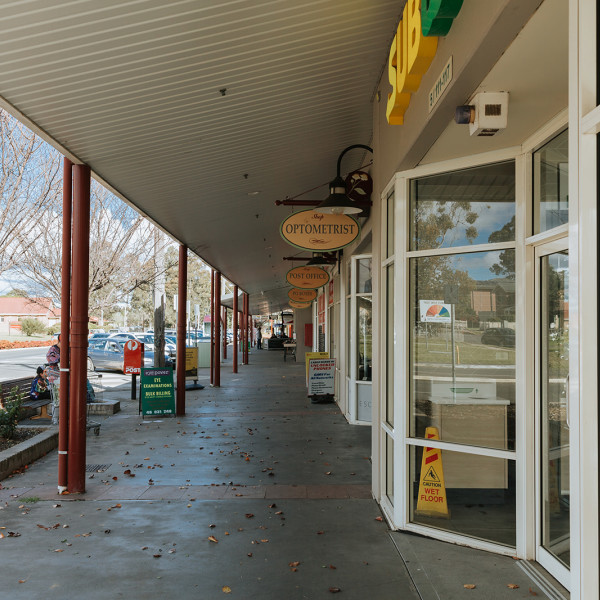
[30,366,51,400]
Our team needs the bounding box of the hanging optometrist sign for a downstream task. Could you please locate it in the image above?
[280,210,360,252]
[386,0,463,125]
[289,300,312,309]
[286,266,330,289]
[288,288,318,303]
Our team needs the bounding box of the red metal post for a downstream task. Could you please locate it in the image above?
[58,158,72,494]
[221,306,227,359]
[246,297,250,364]
[67,164,90,494]
[232,285,238,373]
[176,245,187,416]
[213,271,221,387]
[210,270,214,385]
[242,293,248,365]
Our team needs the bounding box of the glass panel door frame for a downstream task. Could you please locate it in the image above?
[534,238,570,589]
[392,146,524,555]
[570,2,599,597]
[379,180,397,519]
[346,253,372,425]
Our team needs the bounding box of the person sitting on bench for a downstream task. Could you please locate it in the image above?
[30,366,51,401]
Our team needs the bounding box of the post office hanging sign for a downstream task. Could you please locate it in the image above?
[280,210,360,251]
[286,266,330,289]
[288,288,317,303]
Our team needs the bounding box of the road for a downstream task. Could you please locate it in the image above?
[0,347,49,381]
[0,347,130,390]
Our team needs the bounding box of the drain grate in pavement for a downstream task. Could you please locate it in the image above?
[86,464,111,473]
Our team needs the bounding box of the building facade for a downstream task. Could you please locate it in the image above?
[309,1,598,597]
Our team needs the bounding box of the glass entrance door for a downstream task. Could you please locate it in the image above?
[536,242,569,586]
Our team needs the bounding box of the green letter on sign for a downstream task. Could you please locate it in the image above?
[421,0,464,37]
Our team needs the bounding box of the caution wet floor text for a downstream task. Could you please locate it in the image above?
[416,427,449,518]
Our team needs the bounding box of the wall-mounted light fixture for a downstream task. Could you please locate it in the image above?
[314,144,373,215]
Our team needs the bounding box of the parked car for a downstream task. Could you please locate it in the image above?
[136,333,177,357]
[89,332,111,341]
[87,338,174,373]
[480,327,515,348]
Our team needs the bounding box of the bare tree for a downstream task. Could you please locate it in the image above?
[15,181,175,314]
[0,109,62,274]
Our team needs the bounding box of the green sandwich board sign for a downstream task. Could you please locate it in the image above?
[140,368,175,416]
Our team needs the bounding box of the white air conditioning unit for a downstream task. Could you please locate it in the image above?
[469,92,508,137]
[455,92,509,137]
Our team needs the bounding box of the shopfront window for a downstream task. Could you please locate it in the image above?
[410,446,516,546]
[410,162,515,251]
[409,250,516,450]
[533,129,568,234]
[357,296,372,381]
[386,190,395,259]
[357,257,372,293]
[386,264,394,426]
[407,161,516,548]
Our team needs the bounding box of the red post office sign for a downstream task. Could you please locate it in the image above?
[124,340,144,375]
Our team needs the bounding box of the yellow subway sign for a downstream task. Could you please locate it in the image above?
[387,0,463,125]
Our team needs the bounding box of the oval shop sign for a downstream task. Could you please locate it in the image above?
[280,210,360,252]
[289,300,312,309]
[286,266,330,289]
[288,288,317,302]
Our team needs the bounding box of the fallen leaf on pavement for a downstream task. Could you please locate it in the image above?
[222,586,232,594]
[245,513,254,518]
[464,584,476,589]
[529,589,538,596]
[329,587,341,593]
[375,516,383,522]
[208,536,218,543]
[289,561,300,567]
[507,584,520,589]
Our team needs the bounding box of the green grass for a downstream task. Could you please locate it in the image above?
[414,337,515,366]
[0,333,51,342]
[20,496,41,503]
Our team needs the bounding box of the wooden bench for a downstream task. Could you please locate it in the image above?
[283,343,297,362]
[0,377,52,420]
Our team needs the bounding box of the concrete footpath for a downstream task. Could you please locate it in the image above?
[0,349,567,599]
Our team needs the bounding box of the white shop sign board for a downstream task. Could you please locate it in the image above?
[308,359,336,396]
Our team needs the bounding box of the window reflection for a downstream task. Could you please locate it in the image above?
[410,250,516,450]
[357,258,372,293]
[410,162,515,251]
[534,130,568,234]
[357,296,372,381]
[541,251,570,567]
[410,446,516,546]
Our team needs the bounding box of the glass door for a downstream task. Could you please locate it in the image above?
[536,240,569,587]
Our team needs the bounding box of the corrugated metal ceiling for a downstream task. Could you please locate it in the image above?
[0,0,403,314]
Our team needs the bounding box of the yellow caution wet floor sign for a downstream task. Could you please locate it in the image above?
[416,427,449,518]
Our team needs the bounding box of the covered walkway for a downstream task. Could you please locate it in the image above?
[0,351,557,599]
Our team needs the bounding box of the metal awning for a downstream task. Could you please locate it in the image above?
[0,0,402,314]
